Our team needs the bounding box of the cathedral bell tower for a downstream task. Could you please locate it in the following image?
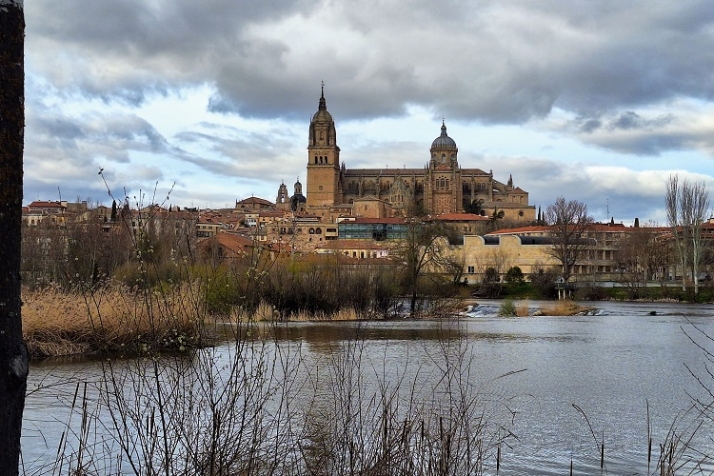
[425,121,462,214]
[306,84,341,209]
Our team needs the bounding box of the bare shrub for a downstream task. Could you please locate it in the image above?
[46,315,516,475]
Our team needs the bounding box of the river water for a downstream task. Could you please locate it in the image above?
[21,300,714,475]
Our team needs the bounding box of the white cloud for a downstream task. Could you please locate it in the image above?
[19,0,714,220]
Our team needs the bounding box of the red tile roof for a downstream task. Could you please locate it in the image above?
[236,196,274,207]
[432,213,489,222]
[349,217,406,224]
[318,240,389,251]
[28,201,64,209]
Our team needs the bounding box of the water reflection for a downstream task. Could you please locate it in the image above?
[22,300,714,475]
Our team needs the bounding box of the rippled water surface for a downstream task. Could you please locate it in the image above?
[22,300,714,475]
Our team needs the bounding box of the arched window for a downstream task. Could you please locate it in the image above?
[314,156,318,164]
[316,228,322,234]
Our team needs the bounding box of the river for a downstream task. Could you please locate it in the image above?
[21,300,714,475]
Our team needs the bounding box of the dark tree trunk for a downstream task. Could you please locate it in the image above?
[0,2,28,474]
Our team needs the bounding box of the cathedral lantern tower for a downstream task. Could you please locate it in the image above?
[306,85,341,209]
[425,121,462,214]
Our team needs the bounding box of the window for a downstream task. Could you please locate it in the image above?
[467,266,475,273]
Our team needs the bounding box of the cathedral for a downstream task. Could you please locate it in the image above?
[290,88,535,222]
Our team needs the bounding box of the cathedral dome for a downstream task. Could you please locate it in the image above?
[431,121,457,150]
[290,178,307,211]
[312,108,333,123]
[311,87,333,123]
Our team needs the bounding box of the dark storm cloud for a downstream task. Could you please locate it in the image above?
[487,156,668,223]
[25,0,714,123]
[173,127,302,182]
[571,111,677,134]
[23,104,178,203]
[562,110,708,156]
[28,110,171,163]
[609,112,676,131]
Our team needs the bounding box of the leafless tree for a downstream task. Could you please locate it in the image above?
[392,219,450,316]
[614,226,661,298]
[0,2,28,473]
[544,197,594,286]
[666,175,711,297]
[440,248,466,285]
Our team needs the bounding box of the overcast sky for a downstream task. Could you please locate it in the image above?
[23,0,714,224]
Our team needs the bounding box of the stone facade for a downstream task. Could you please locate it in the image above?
[459,224,648,283]
[304,88,536,222]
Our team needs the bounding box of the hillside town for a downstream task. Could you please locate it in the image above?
[22,90,714,293]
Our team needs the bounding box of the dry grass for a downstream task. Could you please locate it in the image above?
[230,302,362,321]
[515,301,531,317]
[22,283,206,359]
[538,300,590,316]
[293,307,361,321]
[231,301,278,321]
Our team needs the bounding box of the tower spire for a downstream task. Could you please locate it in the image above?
[318,81,327,111]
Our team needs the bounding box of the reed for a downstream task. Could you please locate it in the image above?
[22,283,206,358]
[515,301,530,317]
[539,300,589,316]
[498,299,530,317]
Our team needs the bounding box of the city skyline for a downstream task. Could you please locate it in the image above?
[23,1,714,224]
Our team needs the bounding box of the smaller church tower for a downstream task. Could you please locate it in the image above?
[276,182,289,205]
[290,178,307,212]
[306,84,341,209]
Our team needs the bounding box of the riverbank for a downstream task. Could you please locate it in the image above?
[23,303,714,475]
[22,286,206,359]
[22,284,702,359]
